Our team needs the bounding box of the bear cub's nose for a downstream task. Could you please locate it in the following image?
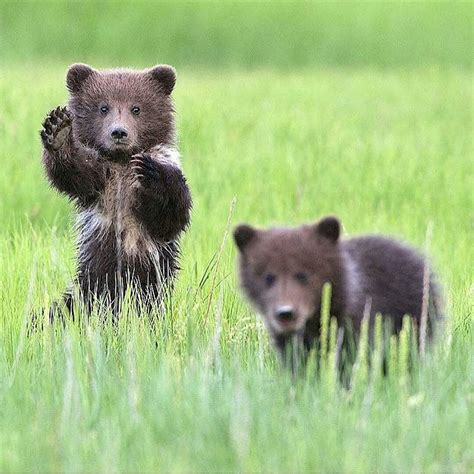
[276,306,295,321]
[111,127,128,140]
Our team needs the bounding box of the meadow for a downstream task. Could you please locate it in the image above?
[0,2,473,472]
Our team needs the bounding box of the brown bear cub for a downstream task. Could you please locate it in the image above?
[40,64,192,319]
[234,216,442,361]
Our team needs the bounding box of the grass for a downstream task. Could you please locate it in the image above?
[1,2,472,69]
[0,64,472,472]
[0,2,473,471]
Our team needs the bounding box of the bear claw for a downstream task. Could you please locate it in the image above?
[130,154,163,188]
[41,106,72,151]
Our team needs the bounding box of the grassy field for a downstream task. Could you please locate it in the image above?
[1,2,473,473]
[1,2,472,69]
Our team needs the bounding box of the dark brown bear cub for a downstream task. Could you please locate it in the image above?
[233,216,442,359]
[40,64,192,319]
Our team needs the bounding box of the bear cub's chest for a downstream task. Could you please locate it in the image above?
[82,165,155,258]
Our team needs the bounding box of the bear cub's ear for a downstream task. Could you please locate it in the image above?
[66,64,96,93]
[148,65,177,95]
[313,216,341,243]
[234,224,258,252]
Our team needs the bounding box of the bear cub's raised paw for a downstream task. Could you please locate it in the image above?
[40,106,72,152]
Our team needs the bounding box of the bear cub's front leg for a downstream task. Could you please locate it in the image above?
[131,146,192,241]
[40,106,104,205]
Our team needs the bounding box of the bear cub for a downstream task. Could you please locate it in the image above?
[234,216,443,359]
[40,64,192,318]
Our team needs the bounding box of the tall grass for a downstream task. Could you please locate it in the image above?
[0,2,473,468]
[0,64,472,471]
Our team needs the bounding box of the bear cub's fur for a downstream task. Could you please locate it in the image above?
[40,64,192,318]
[234,216,443,358]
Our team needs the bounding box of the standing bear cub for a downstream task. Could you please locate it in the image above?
[40,64,192,318]
[234,216,442,358]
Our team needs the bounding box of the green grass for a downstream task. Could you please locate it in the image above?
[1,2,472,69]
[0,64,472,472]
[0,2,473,470]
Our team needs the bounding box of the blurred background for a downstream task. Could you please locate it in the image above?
[1,2,471,69]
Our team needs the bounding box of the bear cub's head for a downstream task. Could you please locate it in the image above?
[234,216,344,338]
[66,63,176,159]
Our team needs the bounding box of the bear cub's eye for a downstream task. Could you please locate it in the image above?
[264,273,276,288]
[131,106,141,116]
[294,272,309,285]
[100,105,109,115]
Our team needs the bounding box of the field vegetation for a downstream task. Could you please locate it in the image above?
[0,2,472,472]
